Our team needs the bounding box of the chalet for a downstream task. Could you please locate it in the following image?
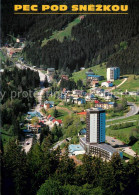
[85,93,97,100]
[95,101,116,110]
[73,90,83,96]
[87,75,104,81]
[44,101,54,110]
[77,98,86,105]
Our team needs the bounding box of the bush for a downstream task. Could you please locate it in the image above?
[110,122,134,130]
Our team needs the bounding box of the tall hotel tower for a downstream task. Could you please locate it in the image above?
[107,67,120,81]
[80,108,122,160]
[86,108,105,144]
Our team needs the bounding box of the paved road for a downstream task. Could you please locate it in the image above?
[15,63,46,82]
[53,140,66,150]
[107,102,138,122]
[106,136,137,157]
[106,120,137,128]
[22,137,33,153]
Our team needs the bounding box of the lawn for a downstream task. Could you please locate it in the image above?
[115,75,139,91]
[131,141,139,154]
[0,128,17,147]
[106,124,136,144]
[42,17,81,47]
[71,63,107,83]
[47,108,69,121]
[106,114,139,125]
[48,96,62,106]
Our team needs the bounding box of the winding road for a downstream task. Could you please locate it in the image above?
[106,102,138,122]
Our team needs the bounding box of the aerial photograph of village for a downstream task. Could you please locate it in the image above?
[0,0,139,194]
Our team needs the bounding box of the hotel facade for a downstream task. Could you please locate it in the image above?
[80,108,122,160]
[107,67,120,81]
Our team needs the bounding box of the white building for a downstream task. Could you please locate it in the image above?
[69,144,85,156]
[107,67,120,81]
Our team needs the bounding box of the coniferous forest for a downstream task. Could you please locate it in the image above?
[2,140,139,195]
[1,0,139,195]
[1,0,139,74]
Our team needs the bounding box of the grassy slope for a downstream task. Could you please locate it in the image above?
[71,64,139,92]
[115,75,139,91]
[131,141,139,154]
[71,63,107,83]
[106,125,135,144]
[42,17,81,47]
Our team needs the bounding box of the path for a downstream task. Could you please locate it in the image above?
[106,102,138,122]
[108,78,127,92]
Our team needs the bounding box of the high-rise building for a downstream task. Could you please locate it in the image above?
[86,108,105,144]
[80,108,123,160]
[107,67,120,81]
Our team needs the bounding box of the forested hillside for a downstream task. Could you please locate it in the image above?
[1,0,139,74]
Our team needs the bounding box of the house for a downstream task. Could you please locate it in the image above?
[95,101,116,110]
[44,101,54,110]
[69,144,85,156]
[79,128,86,135]
[128,91,138,96]
[85,93,97,100]
[86,70,95,76]
[28,124,41,133]
[104,93,116,101]
[101,81,113,88]
[95,88,104,95]
[77,98,86,105]
[52,119,62,126]
[80,67,85,71]
[66,96,74,103]
[73,90,83,96]
[91,80,99,87]
[47,68,55,75]
[61,93,66,100]
[87,74,104,81]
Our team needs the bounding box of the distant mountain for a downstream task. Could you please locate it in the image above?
[1,0,139,74]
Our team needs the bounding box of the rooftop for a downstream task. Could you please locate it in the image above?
[69,144,85,153]
[80,137,117,154]
[87,75,102,78]
[86,107,105,112]
[44,101,54,105]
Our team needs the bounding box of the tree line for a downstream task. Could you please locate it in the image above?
[1,67,40,137]
[2,137,139,195]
